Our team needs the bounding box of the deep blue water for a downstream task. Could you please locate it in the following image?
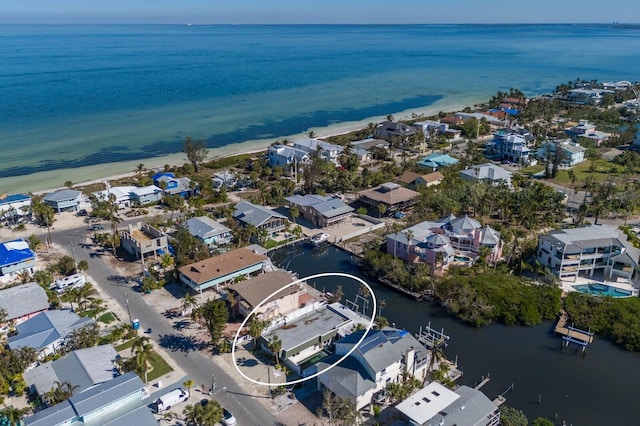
[2,24,640,181]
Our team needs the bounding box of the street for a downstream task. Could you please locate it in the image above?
[50,223,276,426]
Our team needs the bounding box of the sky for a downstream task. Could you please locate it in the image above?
[1,0,639,25]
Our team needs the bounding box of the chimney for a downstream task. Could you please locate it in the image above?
[405,346,415,374]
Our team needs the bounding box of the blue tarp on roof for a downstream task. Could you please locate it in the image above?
[0,239,35,267]
[0,194,30,205]
[490,107,520,115]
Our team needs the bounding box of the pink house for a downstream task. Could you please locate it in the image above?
[0,282,49,331]
[386,215,503,273]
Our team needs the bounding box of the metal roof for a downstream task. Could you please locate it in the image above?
[0,239,35,267]
[22,400,76,426]
[42,189,82,203]
[317,354,376,400]
[313,198,354,219]
[460,163,512,182]
[8,310,94,352]
[427,385,499,426]
[233,201,287,227]
[186,216,231,240]
[449,215,482,232]
[0,282,48,321]
[69,371,144,417]
[101,404,158,426]
[0,194,30,205]
[285,194,331,207]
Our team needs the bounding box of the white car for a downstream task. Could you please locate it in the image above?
[222,407,237,426]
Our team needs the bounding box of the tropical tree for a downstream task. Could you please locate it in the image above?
[31,198,55,245]
[377,203,387,218]
[196,300,228,348]
[267,335,282,366]
[0,406,30,426]
[183,136,209,173]
[289,206,300,224]
[248,316,268,350]
[44,380,79,406]
[182,399,223,426]
[316,390,358,426]
[76,260,89,272]
[27,234,41,252]
[500,406,528,426]
[182,293,199,317]
[65,323,101,351]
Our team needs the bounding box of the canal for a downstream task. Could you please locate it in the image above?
[271,244,640,425]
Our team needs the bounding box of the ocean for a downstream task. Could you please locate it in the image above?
[2,24,640,192]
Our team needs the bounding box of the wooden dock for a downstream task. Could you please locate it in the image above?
[554,310,594,350]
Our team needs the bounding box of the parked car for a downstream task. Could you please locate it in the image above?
[77,209,88,217]
[90,224,104,231]
[222,408,237,426]
[153,388,190,413]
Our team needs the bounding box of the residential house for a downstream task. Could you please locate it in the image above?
[120,222,169,262]
[293,138,344,165]
[92,186,137,208]
[228,270,298,320]
[537,225,640,282]
[490,129,532,164]
[396,381,500,426]
[178,247,269,292]
[8,310,94,357]
[212,170,237,190]
[267,144,311,177]
[444,128,463,140]
[152,172,174,186]
[396,171,444,190]
[537,139,587,167]
[0,282,49,328]
[129,185,163,204]
[24,345,119,398]
[350,139,389,163]
[416,153,459,170]
[233,201,288,236]
[566,120,610,146]
[357,182,419,213]
[454,112,505,127]
[186,216,233,247]
[413,120,449,137]
[0,239,36,284]
[566,88,614,105]
[460,163,513,187]
[155,174,193,197]
[285,194,354,228]
[262,303,352,372]
[0,194,31,222]
[43,189,83,213]
[22,371,155,426]
[439,116,463,127]
[374,121,417,143]
[317,328,430,410]
[387,214,503,271]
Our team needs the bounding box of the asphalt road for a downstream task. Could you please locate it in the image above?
[50,223,276,426]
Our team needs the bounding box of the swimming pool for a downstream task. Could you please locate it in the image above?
[298,349,333,372]
[572,283,633,298]
[454,255,472,263]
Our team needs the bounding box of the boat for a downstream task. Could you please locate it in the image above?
[309,233,330,246]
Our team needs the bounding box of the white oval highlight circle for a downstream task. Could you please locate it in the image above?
[231,272,377,386]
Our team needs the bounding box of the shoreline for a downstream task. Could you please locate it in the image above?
[6,94,482,195]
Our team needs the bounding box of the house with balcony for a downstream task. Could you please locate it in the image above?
[413,120,449,137]
[233,201,288,236]
[566,88,614,105]
[129,185,163,204]
[397,171,444,190]
[0,239,36,284]
[374,121,417,143]
[387,214,503,272]
[22,371,155,426]
[395,381,500,426]
[293,138,344,165]
[267,144,311,177]
[565,120,610,146]
[154,174,193,197]
[186,216,233,248]
[537,139,587,167]
[120,222,169,262]
[285,194,354,228]
[350,138,389,163]
[93,186,137,208]
[537,225,640,283]
[317,327,430,410]
[178,247,269,292]
[0,282,49,329]
[490,129,533,164]
[8,310,94,357]
[43,189,83,213]
[0,194,31,223]
[357,182,419,213]
[228,270,299,320]
[460,163,513,187]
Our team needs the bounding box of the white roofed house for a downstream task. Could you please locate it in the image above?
[565,120,610,146]
[92,186,136,208]
[459,163,513,187]
[0,194,32,224]
[293,138,344,165]
[537,139,587,167]
[267,144,311,177]
[185,216,233,247]
[129,185,163,205]
[285,194,354,228]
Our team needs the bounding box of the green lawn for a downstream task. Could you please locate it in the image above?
[98,312,117,324]
[519,164,545,176]
[115,339,135,352]
[146,351,173,381]
[551,159,626,186]
[263,239,278,249]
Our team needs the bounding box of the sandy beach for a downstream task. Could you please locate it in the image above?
[3,94,481,195]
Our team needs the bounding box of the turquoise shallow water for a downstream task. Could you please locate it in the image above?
[2,24,640,187]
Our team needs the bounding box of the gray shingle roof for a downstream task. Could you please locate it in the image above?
[186,216,231,240]
[449,215,482,232]
[0,282,49,321]
[8,310,94,352]
[480,225,501,246]
[23,345,119,396]
[285,194,331,207]
[428,385,499,426]
[233,201,287,227]
[43,189,82,203]
[313,198,354,219]
[101,404,158,426]
[460,163,512,182]
[317,354,375,400]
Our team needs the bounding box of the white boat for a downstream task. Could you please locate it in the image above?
[54,273,86,293]
[310,233,330,246]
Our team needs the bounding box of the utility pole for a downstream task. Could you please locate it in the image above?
[211,373,216,396]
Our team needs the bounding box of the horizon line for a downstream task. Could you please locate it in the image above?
[1,22,639,26]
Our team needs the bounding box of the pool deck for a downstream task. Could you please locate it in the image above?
[560,276,639,297]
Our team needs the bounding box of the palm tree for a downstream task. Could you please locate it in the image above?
[423,337,447,386]
[306,130,316,139]
[377,299,387,318]
[132,336,154,383]
[182,293,199,316]
[268,335,283,366]
[248,316,267,350]
[0,406,30,425]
